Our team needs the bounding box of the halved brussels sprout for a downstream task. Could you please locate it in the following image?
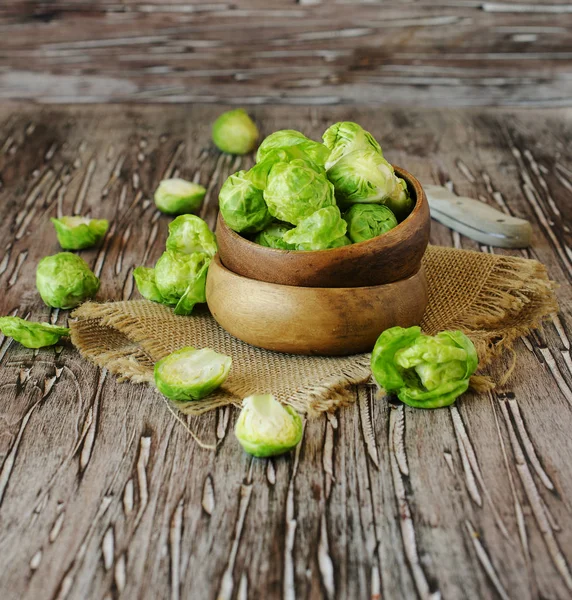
[254,222,296,250]
[133,266,165,304]
[283,206,347,251]
[155,250,209,305]
[154,346,232,402]
[174,257,211,316]
[234,394,303,457]
[323,122,382,170]
[384,176,413,222]
[371,326,478,409]
[0,316,70,349]
[51,216,109,250]
[219,170,273,233]
[343,204,398,243]
[36,252,100,309]
[154,178,207,215]
[264,162,335,225]
[256,130,329,167]
[212,109,259,155]
[166,214,218,257]
[327,148,396,207]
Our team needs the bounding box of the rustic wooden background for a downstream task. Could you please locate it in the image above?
[0,103,571,600]
[1,0,572,107]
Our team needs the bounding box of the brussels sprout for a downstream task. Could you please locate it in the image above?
[154,346,232,402]
[0,317,70,349]
[36,253,100,309]
[174,257,211,316]
[247,150,324,190]
[264,162,335,225]
[283,206,347,251]
[155,250,209,305]
[51,216,109,250]
[234,394,303,458]
[154,178,206,215]
[256,130,329,167]
[212,109,259,155]
[328,235,352,248]
[323,122,382,170]
[219,170,273,233]
[254,222,296,250]
[371,326,478,409]
[327,148,396,207]
[343,204,398,243]
[166,214,218,257]
[133,266,165,304]
[384,176,413,222]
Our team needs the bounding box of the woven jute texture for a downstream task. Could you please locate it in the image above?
[70,245,558,415]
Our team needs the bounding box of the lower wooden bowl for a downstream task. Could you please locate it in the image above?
[206,255,428,356]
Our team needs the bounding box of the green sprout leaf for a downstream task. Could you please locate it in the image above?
[0,317,70,349]
[133,266,165,304]
[166,214,218,256]
[36,252,100,309]
[283,206,347,251]
[264,161,335,225]
[343,204,398,243]
[51,216,109,250]
[322,121,382,170]
[234,394,303,457]
[212,109,259,155]
[371,326,479,409]
[174,257,211,316]
[154,346,232,402]
[219,170,273,233]
[154,178,206,215]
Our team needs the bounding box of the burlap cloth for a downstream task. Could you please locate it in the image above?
[70,245,558,415]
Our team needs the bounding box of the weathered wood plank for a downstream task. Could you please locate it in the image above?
[0,1,571,106]
[0,103,571,600]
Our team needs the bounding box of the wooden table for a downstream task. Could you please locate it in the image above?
[0,104,571,600]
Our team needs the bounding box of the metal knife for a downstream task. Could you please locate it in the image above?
[423,184,532,248]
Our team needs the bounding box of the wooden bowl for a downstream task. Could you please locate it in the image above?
[216,166,430,288]
[206,255,428,356]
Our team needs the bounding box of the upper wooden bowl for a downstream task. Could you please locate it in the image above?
[216,166,430,288]
[206,255,428,356]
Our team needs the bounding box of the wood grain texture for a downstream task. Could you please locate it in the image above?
[1,1,572,107]
[0,103,571,600]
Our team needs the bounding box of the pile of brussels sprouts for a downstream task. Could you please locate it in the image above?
[218,122,413,251]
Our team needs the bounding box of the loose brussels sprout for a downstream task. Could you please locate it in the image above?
[328,235,352,248]
[154,178,207,215]
[174,257,211,316]
[247,149,324,190]
[234,394,303,458]
[384,176,413,222]
[327,148,396,207]
[323,122,382,170]
[219,170,273,233]
[51,216,109,250]
[0,317,70,349]
[343,204,398,243]
[212,109,259,155]
[154,346,232,402]
[256,130,329,167]
[254,222,296,250]
[155,250,209,305]
[264,162,335,225]
[166,214,218,257]
[283,206,347,251]
[133,266,165,304]
[36,253,100,309]
[371,326,478,409]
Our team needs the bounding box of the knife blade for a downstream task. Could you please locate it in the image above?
[423,184,532,248]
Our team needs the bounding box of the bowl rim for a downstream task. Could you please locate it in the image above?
[217,165,425,256]
[209,253,425,292]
